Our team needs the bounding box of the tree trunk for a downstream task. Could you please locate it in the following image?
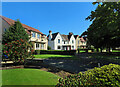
[108,47,111,53]
[78,49,80,54]
[100,48,102,53]
[96,48,99,52]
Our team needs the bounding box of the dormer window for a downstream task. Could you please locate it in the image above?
[37,34,40,39]
[32,32,35,37]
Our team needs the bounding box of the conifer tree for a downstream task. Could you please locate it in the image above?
[2,20,29,44]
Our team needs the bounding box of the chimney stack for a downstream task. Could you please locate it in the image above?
[69,32,73,35]
[49,30,52,40]
[49,30,52,33]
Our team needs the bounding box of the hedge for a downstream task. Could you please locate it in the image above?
[34,50,77,55]
[56,64,120,87]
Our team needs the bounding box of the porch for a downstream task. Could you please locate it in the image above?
[62,45,71,50]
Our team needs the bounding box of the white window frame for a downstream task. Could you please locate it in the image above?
[78,41,79,44]
[37,34,40,39]
[36,43,40,50]
[72,40,74,44]
[72,46,74,49]
[41,44,44,49]
[32,32,36,38]
[58,39,60,43]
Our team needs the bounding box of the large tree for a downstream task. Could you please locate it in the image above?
[2,20,29,44]
[2,20,34,63]
[86,2,120,52]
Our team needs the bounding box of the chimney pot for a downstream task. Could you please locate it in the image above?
[69,32,73,35]
[49,30,52,33]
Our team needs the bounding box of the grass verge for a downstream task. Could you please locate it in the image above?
[34,54,76,59]
[2,69,60,85]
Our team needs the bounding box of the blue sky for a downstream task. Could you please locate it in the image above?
[2,2,97,35]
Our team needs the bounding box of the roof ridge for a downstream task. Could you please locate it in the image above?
[1,16,43,34]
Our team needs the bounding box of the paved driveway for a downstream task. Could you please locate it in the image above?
[43,59,93,73]
[39,53,120,73]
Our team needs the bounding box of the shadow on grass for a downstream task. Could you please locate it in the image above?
[42,52,120,73]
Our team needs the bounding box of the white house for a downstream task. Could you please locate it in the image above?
[48,31,76,50]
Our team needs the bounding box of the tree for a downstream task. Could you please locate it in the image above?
[2,20,29,44]
[2,20,34,63]
[2,39,34,63]
[80,31,88,37]
[86,2,120,52]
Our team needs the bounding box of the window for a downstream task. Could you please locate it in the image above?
[77,46,80,49]
[67,41,69,44]
[72,46,74,49]
[37,34,40,39]
[81,42,83,44]
[78,41,79,44]
[36,43,39,49]
[64,41,65,44]
[32,32,36,37]
[58,46,61,49]
[72,40,74,44]
[58,39,60,43]
[41,44,44,49]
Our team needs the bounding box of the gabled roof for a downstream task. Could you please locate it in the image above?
[74,35,79,39]
[51,32,59,40]
[61,34,69,41]
[80,37,85,42]
[68,35,72,40]
[48,32,74,41]
[61,34,72,41]
[48,32,59,40]
[1,16,43,35]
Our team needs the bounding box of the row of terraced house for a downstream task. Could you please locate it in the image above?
[1,16,87,51]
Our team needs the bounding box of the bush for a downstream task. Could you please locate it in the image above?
[56,64,120,87]
[34,50,40,55]
[40,50,76,55]
[47,46,51,50]
[2,39,34,63]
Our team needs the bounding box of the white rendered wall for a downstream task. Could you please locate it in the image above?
[54,33,63,50]
[69,35,76,50]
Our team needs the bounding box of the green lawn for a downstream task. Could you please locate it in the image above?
[2,69,60,85]
[79,50,86,52]
[112,50,120,52]
[34,54,75,59]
